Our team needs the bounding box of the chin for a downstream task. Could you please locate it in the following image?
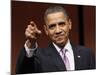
[55,41,65,47]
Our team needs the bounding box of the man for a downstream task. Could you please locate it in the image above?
[16,6,95,74]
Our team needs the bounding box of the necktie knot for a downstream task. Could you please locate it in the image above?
[60,49,67,54]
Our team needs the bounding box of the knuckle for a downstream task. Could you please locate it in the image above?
[27,25,30,28]
[25,32,29,37]
[30,30,33,34]
[26,28,28,31]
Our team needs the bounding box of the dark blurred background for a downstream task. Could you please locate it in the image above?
[11,1,96,75]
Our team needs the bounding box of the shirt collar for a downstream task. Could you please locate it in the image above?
[53,39,73,53]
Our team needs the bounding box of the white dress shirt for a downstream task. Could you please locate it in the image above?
[53,40,75,70]
[24,40,38,57]
[24,40,75,70]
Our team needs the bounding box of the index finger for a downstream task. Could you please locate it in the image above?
[30,21,37,27]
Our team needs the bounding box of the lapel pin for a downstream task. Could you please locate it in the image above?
[77,55,81,58]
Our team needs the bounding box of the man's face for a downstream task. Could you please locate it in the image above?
[44,12,72,47]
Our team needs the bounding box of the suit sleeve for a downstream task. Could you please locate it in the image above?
[16,48,41,74]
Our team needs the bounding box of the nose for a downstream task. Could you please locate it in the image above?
[55,25,62,34]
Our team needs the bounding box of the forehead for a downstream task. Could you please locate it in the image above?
[46,12,66,24]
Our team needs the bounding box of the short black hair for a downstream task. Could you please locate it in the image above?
[44,6,69,22]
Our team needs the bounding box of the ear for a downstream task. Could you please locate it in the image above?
[68,19,72,30]
[44,25,48,35]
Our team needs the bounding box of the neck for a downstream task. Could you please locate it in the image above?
[56,40,69,49]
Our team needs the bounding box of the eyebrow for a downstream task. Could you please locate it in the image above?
[48,21,66,29]
[58,21,65,25]
[48,24,56,29]
[49,21,65,26]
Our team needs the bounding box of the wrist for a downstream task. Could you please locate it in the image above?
[26,39,36,48]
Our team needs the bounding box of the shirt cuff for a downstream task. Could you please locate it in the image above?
[24,41,38,58]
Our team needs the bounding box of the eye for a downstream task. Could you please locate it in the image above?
[58,22,65,26]
[48,24,56,29]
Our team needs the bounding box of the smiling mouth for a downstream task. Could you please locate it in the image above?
[55,34,64,38]
[55,35,64,40]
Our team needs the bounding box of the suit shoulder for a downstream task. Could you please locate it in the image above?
[76,45,91,50]
[74,45,92,54]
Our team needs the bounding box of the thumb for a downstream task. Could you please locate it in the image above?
[35,28,42,34]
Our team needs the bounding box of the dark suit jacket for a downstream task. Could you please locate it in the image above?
[16,43,95,74]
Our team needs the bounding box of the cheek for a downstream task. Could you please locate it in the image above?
[64,26,70,35]
[48,30,54,38]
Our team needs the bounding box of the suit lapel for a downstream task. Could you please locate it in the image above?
[47,43,66,71]
[46,43,81,70]
[71,44,81,70]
